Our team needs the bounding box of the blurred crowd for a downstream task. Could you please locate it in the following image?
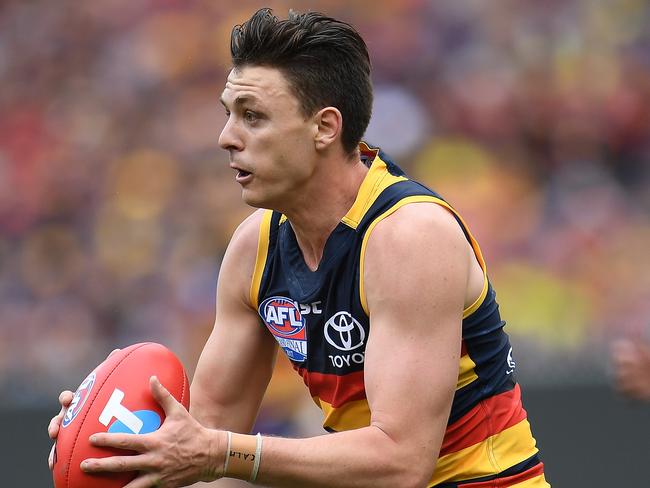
[1,0,649,434]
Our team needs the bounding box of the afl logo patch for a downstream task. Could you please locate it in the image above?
[259,296,307,362]
[62,371,96,428]
[324,311,365,351]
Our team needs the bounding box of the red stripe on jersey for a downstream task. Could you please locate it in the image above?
[440,383,527,456]
[295,367,366,408]
[461,340,468,356]
[460,461,546,487]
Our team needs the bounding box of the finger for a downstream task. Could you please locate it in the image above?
[59,390,74,407]
[107,348,121,359]
[48,414,62,439]
[48,391,74,438]
[150,375,179,415]
[48,398,70,439]
[48,443,56,470]
[90,432,149,452]
[81,454,148,473]
[49,389,81,439]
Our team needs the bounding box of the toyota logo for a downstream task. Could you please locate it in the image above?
[324,311,365,351]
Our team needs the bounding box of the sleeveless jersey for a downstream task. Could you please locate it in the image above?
[251,143,549,487]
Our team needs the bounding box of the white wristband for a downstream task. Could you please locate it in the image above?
[223,431,232,476]
[251,432,263,482]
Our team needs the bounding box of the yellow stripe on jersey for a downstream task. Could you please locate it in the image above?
[429,419,540,486]
[315,397,371,432]
[249,210,273,310]
[457,354,478,390]
[463,275,488,320]
[341,155,407,229]
[313,357,481,430]
[427,196,487,272]
[425,196,490,320]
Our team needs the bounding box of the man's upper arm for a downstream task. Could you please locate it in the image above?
[363,202,470,474]
[190,209,278,432]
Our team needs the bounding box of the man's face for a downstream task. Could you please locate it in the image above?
[219,66,318,210]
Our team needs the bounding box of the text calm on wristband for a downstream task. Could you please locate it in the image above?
[223,432,263,482]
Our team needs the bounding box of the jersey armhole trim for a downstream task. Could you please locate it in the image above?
[341,155,407,229]
[249,210,273,310]
[359,195,488,318]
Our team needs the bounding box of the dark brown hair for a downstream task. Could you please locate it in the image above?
[230,8,373,154]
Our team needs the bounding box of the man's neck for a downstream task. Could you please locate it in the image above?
[283,153,369,271]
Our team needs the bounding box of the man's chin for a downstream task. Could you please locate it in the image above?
[241,190,266,209]
[241,190,284,212]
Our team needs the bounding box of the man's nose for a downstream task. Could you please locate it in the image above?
[218,117,243,151]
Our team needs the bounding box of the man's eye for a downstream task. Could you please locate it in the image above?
[244,110,257,122]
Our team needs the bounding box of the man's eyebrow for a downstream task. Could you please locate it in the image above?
[219,94,258,108]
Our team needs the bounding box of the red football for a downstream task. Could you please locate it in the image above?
[52,342,190,488]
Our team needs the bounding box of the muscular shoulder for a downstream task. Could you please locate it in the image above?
[363,202,471,314]
[366,202,469,262]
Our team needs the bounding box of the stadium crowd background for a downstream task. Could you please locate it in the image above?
[1,0,649,444]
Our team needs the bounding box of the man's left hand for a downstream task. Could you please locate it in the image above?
[81,376,224,488]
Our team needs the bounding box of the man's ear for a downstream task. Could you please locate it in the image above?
[313,106,343,150]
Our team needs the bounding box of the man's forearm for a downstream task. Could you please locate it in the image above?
[215,425,436,488]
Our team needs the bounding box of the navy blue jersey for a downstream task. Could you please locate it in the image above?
[250,143,548,487]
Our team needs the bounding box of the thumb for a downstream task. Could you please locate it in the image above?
[149,376,179,415]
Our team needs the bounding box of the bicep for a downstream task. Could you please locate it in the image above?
[364,309,461,457]
[191,304,278,431]
[190,210,278,432]
[363,203,468,460]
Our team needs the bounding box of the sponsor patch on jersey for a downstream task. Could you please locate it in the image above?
[324,311,365,351]
[259,296,307,362]
[506,346,516,375]
[62,371,96,428]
